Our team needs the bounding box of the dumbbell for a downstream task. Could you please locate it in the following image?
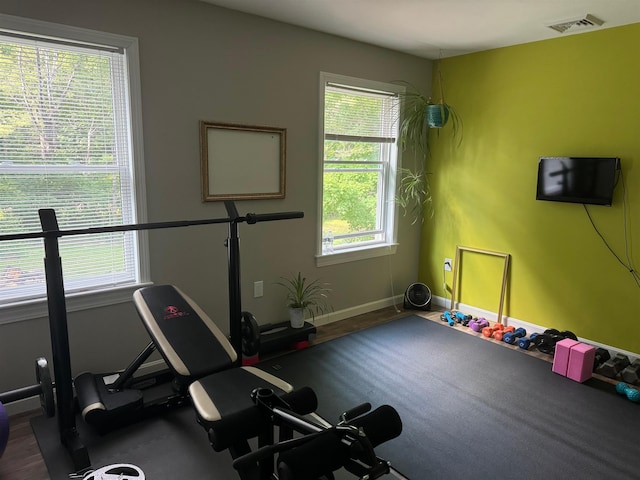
[595,353,631,379]
[621,360,640,385]
[482,323,503,338]
[532,329,578,355]
[492,325,515,341]
[531,333,559,355]
[517,333,539,350]
[615,382,640,403]
[557,330,578,341]
[593,348,611,371]
[542,328,577,340]
[503,327,527,345]
[469,317,489,332]
[440,311,455,326]
[541,328,574,339]
[454,312,472,326]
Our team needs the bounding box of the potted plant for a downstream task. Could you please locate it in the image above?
[398,63,462,140]
[276,272,331,328]
[426,62,462,134]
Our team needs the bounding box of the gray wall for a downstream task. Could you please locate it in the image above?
[0,0,431,409]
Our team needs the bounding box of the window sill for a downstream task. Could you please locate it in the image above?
[0,282,153,325]
[315,243,397,267]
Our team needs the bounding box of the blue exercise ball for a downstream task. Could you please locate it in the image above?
[0,401,9,458]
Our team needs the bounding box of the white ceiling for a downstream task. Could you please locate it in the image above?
[198,0,640,59]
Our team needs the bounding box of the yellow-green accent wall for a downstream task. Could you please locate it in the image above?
[420,23,640,353]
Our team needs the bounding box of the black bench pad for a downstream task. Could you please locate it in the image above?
[189,366,293,450]
[134,285,237,381]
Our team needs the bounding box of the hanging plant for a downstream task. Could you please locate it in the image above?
[397,62,463,145]
[394,59,463,223]
[426,60,462,138]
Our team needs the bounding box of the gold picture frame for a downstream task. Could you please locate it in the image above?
[200,121,286,201]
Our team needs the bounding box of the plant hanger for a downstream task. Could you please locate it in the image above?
[426,54,449,128]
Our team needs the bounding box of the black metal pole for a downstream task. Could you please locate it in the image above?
[224,202,243,365]
[38,209,91,472]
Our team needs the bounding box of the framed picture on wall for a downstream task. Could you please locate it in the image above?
[200,121,286,201]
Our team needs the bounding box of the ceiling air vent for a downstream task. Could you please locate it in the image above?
[547,14,604,34]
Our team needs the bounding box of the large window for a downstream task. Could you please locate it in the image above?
[0,15,147,318]
[318,73,403,265]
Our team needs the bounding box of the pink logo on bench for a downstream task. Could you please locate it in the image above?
[163,305,190,320]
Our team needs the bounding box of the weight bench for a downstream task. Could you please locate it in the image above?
[133,285,316,459]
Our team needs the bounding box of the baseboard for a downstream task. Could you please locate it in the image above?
[433,295,639,360]
[313,294,405,327]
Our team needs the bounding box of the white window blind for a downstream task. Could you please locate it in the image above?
[0,30,140,305]
[324,83,397,143]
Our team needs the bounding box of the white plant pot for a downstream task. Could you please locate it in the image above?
[288,308,305,329]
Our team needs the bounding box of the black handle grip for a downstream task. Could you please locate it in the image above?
[275,406,402,480]
[350,404,403,448]
[245,211,304,224]
[276,431,347,479]
[233,443,279,471]
[280,386,318,414]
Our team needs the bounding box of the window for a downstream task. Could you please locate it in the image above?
[0,15,147,319]
[318,72,403,266]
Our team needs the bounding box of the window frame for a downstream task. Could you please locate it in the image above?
[317,72,404,267]
[0,14,149,323]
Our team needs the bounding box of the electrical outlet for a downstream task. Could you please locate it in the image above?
[254,280,263,298]
[444,258,452,272]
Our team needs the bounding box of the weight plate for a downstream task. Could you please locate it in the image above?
[35,357,55,418]
[533,334,556,355]
[558,330,577,341]
[240,312,261,357]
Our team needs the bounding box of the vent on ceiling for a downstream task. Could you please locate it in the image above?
[547,14,604,34]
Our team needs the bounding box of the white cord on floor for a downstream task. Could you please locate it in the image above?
[71,464,145,480]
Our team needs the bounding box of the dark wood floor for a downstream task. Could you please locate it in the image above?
[0,410,50,480]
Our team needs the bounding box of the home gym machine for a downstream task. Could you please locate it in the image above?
[0,202,303,471]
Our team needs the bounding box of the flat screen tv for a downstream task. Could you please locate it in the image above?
[536,157,620,206]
